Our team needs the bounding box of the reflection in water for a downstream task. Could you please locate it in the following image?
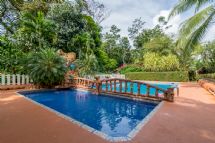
[23,89,157,137]
[75,91,88,103]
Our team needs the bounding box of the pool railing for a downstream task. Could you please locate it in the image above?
[71,77,175,102]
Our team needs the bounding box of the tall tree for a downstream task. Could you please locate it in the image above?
[48,2,101,55]
[128,18,145,40]
[0,0,63,34]
[16,11,57,52]
[79,0,110,24]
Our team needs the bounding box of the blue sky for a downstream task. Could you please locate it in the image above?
[99,0,215,41]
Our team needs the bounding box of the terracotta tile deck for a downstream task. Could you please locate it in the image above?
[0,83,215,143]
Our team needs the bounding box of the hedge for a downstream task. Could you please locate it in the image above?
[197,73,215,80]
[125,71,189,82]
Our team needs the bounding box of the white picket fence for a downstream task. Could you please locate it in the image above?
[0,74,31,86]
[83,74,125,80]
[95,74,126,80]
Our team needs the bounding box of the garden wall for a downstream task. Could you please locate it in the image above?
[125,71,189,82]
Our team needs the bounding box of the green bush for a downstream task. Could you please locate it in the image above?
[126,71,189,82]
[197,73,215,80]
[26,49,67,88]
[143,53,180,72]
[119,65,143,74]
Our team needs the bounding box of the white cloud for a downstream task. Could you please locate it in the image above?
[98,0,215,42]
[203,25,215,42]
[99,0,177,37]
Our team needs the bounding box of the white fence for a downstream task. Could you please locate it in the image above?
[95,74,126,80]
[0,74,31,86]
[83,74,125,80]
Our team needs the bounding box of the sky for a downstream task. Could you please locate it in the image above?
[98,0,215,42]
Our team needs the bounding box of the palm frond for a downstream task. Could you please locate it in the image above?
[169,0,212,19]
[186,8,215,48]
[179,6,215,37]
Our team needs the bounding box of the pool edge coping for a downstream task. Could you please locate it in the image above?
[16,89,164,142]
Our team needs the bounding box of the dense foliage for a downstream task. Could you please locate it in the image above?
[1,0,215,82]
[119,65,144,74]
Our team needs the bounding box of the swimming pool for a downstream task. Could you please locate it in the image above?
[19,88,165,141]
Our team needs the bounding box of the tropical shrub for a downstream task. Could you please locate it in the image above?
[75,49,99,77]
[0,36,26,73]
[143,53,179,72]
[96,49,117,72]
[26,49,67,88]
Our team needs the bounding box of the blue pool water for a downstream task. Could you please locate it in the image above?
[21,89,159,138]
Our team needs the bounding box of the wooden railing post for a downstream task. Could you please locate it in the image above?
[138,83,141,96]
[106,81,108,92]
[164,88,174,102]
[146,85,150,96]
[125,81,127,93]
[130,82,133,94]
[95,76,101,94]
[120,80,122,93]
[114,80,116,93]
[155,89,159,97]
[110,80,113,92]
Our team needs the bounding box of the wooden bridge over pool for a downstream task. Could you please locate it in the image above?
[70,77,176,102]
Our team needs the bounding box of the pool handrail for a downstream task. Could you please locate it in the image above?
[71,77,175,102]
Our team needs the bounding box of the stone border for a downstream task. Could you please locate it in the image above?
[17,89,164,142]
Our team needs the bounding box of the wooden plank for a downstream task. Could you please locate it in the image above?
[17,74,20,85]
[26,76,30,84]
[1,74,5,85]
[7,75,10,85]
[21,75,25,85]
[12,75,16,85]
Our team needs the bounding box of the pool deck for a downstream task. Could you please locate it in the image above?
[0,82,215,143]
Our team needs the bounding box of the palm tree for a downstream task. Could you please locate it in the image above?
[26,48,67,88]
[169,0,215,69]
[17,11,57,51]
[169,0,215,47]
